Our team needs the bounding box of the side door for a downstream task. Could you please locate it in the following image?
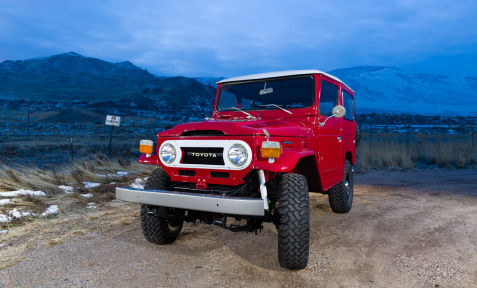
[317,77,344,190]
[341,86,355,163]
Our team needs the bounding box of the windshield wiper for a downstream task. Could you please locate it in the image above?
[222,107,257,120]
[259,104,293,115]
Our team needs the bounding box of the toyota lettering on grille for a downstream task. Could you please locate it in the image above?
[181,147,225,165]
[188,152,223,158]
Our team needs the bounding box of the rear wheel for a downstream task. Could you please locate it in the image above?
[328,159,353,213]
[276,173,310,270]
[140,168,184,244]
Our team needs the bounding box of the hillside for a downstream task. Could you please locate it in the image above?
[0,52,216,124]
[329,66,477,116]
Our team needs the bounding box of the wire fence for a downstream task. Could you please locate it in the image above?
[362,124,476,150]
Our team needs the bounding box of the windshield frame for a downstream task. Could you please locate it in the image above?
[215,75,316,113]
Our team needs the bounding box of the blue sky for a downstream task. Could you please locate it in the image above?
[1,0,477,77]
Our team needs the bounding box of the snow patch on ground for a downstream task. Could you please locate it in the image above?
[0,229,8,234]
[0,214,9,223]
[9,209,32,219]
[83,182,100,188]
[0,189,46,197]
[130,178,146,189]
[86,202,97,209]
[95,173,116,178]
[0,199,12,205]
[0,209,33,222]
[41,205,58,216]
[96,171,129,178]
[80,193,93,198]
[58,185,74,193]
[0,243,5,248]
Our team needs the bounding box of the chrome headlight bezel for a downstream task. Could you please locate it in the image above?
[160,143,176,164]
[227,144,248,167]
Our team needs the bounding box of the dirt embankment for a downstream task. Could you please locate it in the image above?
[1,169,477,287]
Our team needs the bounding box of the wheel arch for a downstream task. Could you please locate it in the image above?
[345,150,355,165]
[291,155,322,192]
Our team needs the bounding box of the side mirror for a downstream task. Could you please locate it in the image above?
[332,105,346,118]
[319,105,346,127]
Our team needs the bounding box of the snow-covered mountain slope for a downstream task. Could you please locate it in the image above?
[329,66,477,116]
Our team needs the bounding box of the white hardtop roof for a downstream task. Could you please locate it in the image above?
[217,69,353,92]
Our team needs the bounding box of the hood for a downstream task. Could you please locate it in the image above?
[159,118,313,138]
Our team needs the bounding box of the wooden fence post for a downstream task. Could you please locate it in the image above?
[369,126,373,150]
[472,127,475,149]
[70,137,74,163]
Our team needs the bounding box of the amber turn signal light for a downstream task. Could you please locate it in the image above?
[261,141,282,158]
[140,140,154,154]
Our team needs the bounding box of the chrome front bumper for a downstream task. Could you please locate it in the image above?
[115,187,265,216]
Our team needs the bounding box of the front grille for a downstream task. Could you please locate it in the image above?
[181,147,224,165]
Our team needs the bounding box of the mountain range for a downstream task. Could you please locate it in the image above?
[329,66,477,115]
[1,52,476,117]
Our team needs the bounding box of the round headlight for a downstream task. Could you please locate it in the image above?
[160,143,176,164]
[228,144,248,166]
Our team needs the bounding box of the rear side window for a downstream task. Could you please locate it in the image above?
[342,90,354,121]
[319,80,338,116]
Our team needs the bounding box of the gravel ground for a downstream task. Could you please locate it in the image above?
[1,169,477,287]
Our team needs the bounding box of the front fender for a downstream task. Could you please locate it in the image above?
[253,149,315,172]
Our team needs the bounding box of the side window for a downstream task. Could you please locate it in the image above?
[319,80,338,116]
[342,90,354,121]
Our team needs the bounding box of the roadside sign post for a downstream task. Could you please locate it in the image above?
[105,115,121,156]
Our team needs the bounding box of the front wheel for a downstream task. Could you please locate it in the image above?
[140,168,184,244]
[140,205,184,244]
[277,173,310,270]
[328,159,353,213]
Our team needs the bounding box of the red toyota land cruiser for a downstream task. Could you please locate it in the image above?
[116,70,357,270]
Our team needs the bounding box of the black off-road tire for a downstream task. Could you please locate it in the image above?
[328,159,353,213]
[277,173,310,270]
[140,168,184,245]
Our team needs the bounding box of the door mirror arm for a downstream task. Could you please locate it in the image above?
[319,105,346,127]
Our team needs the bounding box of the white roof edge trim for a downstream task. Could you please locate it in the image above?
[217,69,354,93]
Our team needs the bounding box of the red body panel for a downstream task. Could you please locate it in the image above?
[138,73,356,192]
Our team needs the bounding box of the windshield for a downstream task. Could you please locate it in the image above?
[217,76,315,111]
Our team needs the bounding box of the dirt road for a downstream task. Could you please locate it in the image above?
[1,169,477,287]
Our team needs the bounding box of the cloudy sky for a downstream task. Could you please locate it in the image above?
[1,0,477,77]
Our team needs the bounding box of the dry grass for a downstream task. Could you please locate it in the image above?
[0,155,152,230]
[357,132,477,171]
[0,154,150,193]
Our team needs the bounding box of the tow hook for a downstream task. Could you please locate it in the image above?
[196,181,207,189]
